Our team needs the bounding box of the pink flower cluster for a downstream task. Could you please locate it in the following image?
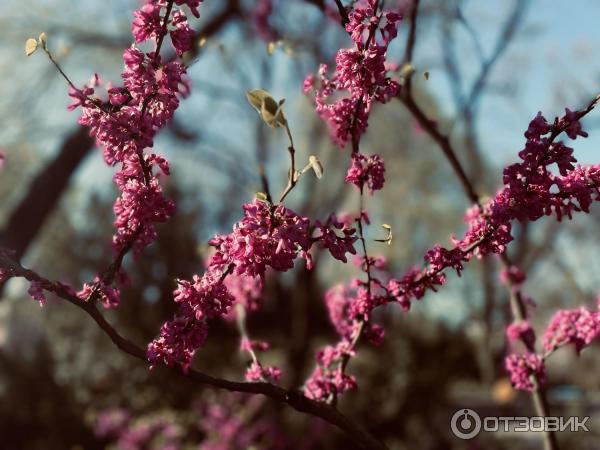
[69,0,200,302]
[542,302,600,354]
[209,200,313,275]
[385,107,600,312]
[314,214,358,263]
[503,294,599,391]
[95,408,182,450]
[302,104,600,401]
[245,361,282,383]
[304,0,401,147]
[385,246,468,312]
[506,320,536,349]
[239,336,281,383]
[77,276,121,309]
[27,280,47,307]
[224,272,264,315]
[195,393,287,450]
[505,352,546,392]
[252,0,278,42]
[96,393,292,450]
[345,152,385,193]
[304,275,386,401]
[148,199,357,371]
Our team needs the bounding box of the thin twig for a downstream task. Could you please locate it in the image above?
[277,123,298,203]
[154,0,175,58]
[334,0,350,27]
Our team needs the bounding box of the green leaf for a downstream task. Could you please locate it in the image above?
[255,192,268,202]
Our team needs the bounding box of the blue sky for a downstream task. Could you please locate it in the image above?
[421,0,600,166]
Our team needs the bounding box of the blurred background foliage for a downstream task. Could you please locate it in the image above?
[1,0,600,449]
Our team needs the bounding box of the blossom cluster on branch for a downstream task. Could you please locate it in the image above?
[503,293,600,392]
[303,0,402,148]
[147,199,358,373]
[95,392,291,450]
[61,0,202,308]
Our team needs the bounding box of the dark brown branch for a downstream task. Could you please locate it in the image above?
[154,0,175,58]
[0,251,388,450]
[334,0,350,27]
[402,0,420,66]
[399,92,480,203]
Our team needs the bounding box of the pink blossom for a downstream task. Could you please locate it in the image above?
[208,200,312,277]
[77,276,121,309]
[423,245,467,276]
[150,199,314,369]
[562,108,588,139]
[345,152,386,193]
[27,281,47,307]
[175,0,202,18]
[147,304,208,370]
[0,268,9,283]
[304,342,357,401]
[131,3,162,44]
[499,264,526,288]
[170,10,194,56]
[302,74,315,94]
[69,2,199,263]
[95,408,130,438]
[506,320,536,349]
[224,273,264,315]
[387,263,449,312]
[542,306,600,354]
[240,338,270,353]
[305,2,402,147]
[314,215,358,263]
[173,273,235,322]
[252,0,278,42]
[244,361,281,382]
[505,352,546,392]
[304,280,386,401]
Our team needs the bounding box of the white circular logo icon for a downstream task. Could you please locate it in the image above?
[451,409,481,439]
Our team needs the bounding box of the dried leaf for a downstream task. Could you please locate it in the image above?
[309,155,324,179]
[25,38,38,56]
[246,89,269,112]
[38,32,47,49]
[374,224,393,245]
[400,63,414,78]
[246,89,286,128]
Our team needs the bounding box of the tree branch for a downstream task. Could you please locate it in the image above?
[396,5,600,450]
[0,251,388,450]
